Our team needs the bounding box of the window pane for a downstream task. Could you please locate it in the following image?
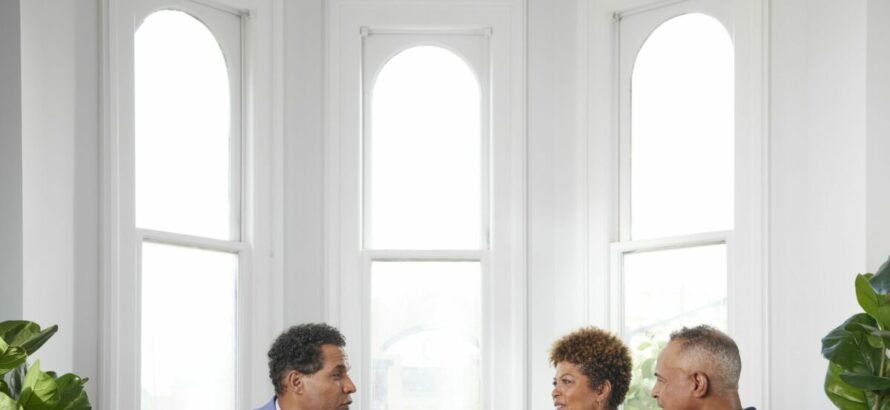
[135,10,235,240]
[631,14,734,240]
[370,261,481,410]
[141,242,237,410]
[368,46,482,250]
[621,244,727,410]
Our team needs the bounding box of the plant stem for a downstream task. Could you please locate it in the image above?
[872,342,887,410]
[877,344,887,410]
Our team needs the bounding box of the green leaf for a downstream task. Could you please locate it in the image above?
[840,372,890,391]
[0,322,57,356]
[823,314,883,373]
[0,347,26,378]
[846,322,890,348]
[18,327,57,357]
[54,374,90,410]
[857,275,883,320]
[0,392,19,410]
[858,273,879,312]
[825,362,869,409]
[18,361,59,410]
[871,254,890,294]
[0,323,39,348]
[641,357,655,378]
[57,391,90,410]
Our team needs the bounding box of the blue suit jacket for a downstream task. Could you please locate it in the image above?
[253,397,276,410]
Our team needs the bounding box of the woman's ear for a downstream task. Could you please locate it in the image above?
[595,380,613,406]
[691,371,709,398]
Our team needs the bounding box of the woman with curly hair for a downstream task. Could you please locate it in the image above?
[550,327,633,410]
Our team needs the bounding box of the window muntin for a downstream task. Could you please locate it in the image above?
[135,9,237,241]
[630,13,734,241]
[367,46,483,250]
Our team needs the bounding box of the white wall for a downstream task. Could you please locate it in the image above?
[71,3,101,402]
[0,0,23,321]
[282,0,327,328]
[867,0,890,271]
[19,0,100,402]
[769,0,868,407]
[527,0,591,408]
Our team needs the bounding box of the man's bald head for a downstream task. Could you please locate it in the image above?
[668,325,741,391]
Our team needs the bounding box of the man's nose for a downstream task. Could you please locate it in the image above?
[343,375,357,394]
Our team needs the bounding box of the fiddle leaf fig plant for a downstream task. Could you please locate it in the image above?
[822,255,890,410]
[0,321,91,410]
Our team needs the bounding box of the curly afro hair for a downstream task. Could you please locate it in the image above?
[549,327,632,408]
[267,323,346,394]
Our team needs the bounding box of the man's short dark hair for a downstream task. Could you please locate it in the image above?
[267,323,346,394]
[669,325,741,390]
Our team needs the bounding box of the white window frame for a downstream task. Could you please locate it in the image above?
[588,0,769,406]
[612,0,735,336]
[99,0,284,408]
[326,2,527,409]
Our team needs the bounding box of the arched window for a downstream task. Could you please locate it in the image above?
[136,10,236,240]
[365,44,484,409]
[367,46,482,250]
[630,13,734,240]
[135,8,243,409]
[332,9,523,407]
[616,11,735,409]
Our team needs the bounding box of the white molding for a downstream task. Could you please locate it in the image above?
[610,230,730,253]
[324,0,342,329]
[759,0,771,405]
[612,0,689,20]
[100,0,139,407]
[362,27,494,36]
[187,0,250,16]
[242,0,286,404]
[138,228,250,253]
[99,1,118,407]
[363,249,488,260]
[335,0,517,7]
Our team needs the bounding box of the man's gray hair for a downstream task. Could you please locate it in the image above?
[669,325,742,390]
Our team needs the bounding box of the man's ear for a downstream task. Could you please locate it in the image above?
[594,380,613,405]
[284,371,305,395]
[690,371,709,398]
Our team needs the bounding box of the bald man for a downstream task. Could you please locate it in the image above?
[651,325,755,410]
